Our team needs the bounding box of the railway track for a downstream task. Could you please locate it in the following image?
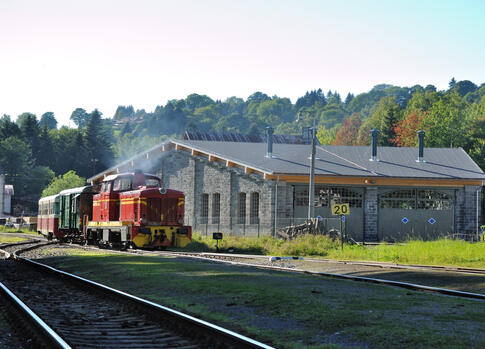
[0,242,274,348]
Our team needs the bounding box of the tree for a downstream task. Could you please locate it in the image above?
[119,122,132,136]
[463,97,485,169]
[18,113,40,162]
[185,94,214,111]
[247,92,271,103]
[39,112,58,130]
[333,114,362,145]
[449,77,456,90]
[29,166,55,197]
[295,89,326,110]
[327,92,341,105]
[392,112,427,147]
[113,105,135,120]
[0,115,22,139]
[367,96,402,146]
[422,92,469,147]
[316,125,337,145]
[42,170,86,197]
[0,137,32,196]
[70,108,90,129]
[247,123,260,135]
[453,80,478,97]
[84,109,114,175]
[344,93,355,105]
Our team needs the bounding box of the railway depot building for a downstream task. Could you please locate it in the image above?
[89,132,485,242]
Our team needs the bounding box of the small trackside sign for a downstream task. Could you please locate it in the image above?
[213,232,223,240]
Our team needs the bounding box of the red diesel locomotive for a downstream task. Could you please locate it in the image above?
[86,171,191,249]
[38,171,192,249]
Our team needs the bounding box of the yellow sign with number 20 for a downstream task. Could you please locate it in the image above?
[331,203,350,216]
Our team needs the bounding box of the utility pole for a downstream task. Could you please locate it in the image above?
[308,124,316,220]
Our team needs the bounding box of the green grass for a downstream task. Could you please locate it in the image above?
[0,235,28,243]
[186,233,485,268]
[329,239,485,268]
[38,249,485,349]
[0,226,40,236]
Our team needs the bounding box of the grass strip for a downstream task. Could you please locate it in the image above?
[187,234,485,269]
[0,226,40,236]
[0,235,28,244]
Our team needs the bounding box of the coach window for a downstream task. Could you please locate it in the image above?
[238,193,246,224]
[250,192,259,224]
[212,193,220,224]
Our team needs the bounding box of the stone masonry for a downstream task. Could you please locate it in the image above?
[455,186,482,236]
[363,187,378,241]
[152,150,281,236]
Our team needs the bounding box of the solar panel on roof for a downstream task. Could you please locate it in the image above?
[183,130,310,144]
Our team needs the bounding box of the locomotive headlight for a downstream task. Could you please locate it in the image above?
[159,188,167,195]
[178,219,184,224]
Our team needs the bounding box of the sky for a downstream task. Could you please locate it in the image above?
[1,0,484,126]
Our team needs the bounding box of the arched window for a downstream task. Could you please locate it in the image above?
[238,193,246,224]
[200,194,209,224]
[212,193,220,224]
[250,192,259,224]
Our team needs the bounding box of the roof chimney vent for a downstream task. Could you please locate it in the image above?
[369,129,379,161]
[266,126,274,158]
[416,130,426,163]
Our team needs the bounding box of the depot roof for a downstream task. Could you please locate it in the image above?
[88,139,485,185]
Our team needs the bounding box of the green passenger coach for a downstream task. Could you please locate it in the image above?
[58,186,94,241]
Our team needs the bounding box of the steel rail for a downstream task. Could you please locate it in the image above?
[0,281,72,349]
[11,247,274,349]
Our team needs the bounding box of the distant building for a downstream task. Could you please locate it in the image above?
[0,169,14,217]
[4,185,14,216]
[89,131,485,241]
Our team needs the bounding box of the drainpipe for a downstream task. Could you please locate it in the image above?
[274,175,280,237]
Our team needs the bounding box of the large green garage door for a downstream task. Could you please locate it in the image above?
[378,188,454,241]
[294,185,364,240]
